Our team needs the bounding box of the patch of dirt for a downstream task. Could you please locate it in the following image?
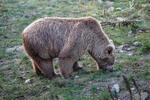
[0,45,24,70]
[6,45,24,54]
[0,58,21,70]
[79,77,123,96]
[116,45,135,56]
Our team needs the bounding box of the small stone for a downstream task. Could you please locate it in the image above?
[108,7,114,12]
[89,81,92,84]
[128,31,132,34]
[116,45,124,53]
[25,79,31,83]
[14,59,22,64]
[124,7,133,11]
[128,52,133,56]
[138,30,143,33]
[97,87,100,89]
[134,42,138,45]
[98,0,103,4]
[116,8,122,10]
[111,84,120,93]
[134,92,148,100]
[92,14,97,16]
[122,45,135,51]
[116,17,126,21]
[46,85,50,88]
[141,92,148,100]
[16,46,24,53]
[104,1,114,8]
[58,95,64,100]
[54,58,59,64]
[131,88,135,91]
[75,75,79,78]
[6,45,24,53]
[142,4,149,7]
[6,47,16,52]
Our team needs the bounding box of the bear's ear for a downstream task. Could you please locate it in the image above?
[104,45,113,55]
[84,17,99,29]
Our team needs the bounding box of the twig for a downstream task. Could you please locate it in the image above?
[132,79,141,100]
[122,75,133,100]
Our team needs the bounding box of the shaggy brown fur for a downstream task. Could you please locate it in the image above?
[22,17,115,78]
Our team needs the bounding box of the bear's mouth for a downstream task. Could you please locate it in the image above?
[102,65,114,72]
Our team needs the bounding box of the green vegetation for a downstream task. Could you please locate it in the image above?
[0,0,149,99]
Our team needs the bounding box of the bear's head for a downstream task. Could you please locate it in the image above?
[84,17,115,71]
[89,40,115,72]
[97,44,115,72]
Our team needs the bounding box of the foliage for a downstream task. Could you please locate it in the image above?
[0,0,149,99]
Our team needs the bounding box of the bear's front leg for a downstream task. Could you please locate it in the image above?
[58,57,74,78]
[73,62,82,72]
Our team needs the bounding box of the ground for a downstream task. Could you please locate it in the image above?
[0,0,150,100]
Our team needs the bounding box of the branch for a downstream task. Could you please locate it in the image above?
[100,20,141,27]
[132,79,141,100]
[122,75,133,100]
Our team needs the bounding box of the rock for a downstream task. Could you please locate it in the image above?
[53,58,59,64]
[122,45,135,51]
[111,84,120,93]
[124,7,134,11]
[46,85,50,88]
[98,0,103,4]
[6,45,24,53]
[25,79,31,83]
[128,31,132,34]
[75,75,79,78]
[142,4,149,7]
[6,47,16,52]
[116,45,135,57]
[14,59,22,65]
[133,41,140,46]
[134,92,148,100]
[131,88,135,91]
[89,81,92,84]
[116,7,122,10]
[128,31,133,37]
[16,46,24,53]
[108,7,114,12]
[116,17,126,21]
[104,1,114,8]
[97,87,100,89]
[58,95,64,100]
[116,45,124,53]
[128,52,133,56]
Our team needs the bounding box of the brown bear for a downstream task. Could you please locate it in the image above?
[22,17,115,78]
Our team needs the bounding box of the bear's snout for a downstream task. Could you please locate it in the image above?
[103,65,114,72]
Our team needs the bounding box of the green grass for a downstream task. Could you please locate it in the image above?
[0,0,150,99]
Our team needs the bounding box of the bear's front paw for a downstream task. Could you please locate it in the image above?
[61,73,72,79]
[73,66,83,72]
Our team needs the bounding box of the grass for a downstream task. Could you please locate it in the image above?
[0,0,150,99]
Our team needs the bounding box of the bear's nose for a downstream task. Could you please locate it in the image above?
[102,66,115,73]
[108,67,114,72]
[107,66,114,72]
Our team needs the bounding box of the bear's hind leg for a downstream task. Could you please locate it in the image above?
[35,58,56,79]
[59,58,74,78]
[73,62,82,72]
[32,60,41,75]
